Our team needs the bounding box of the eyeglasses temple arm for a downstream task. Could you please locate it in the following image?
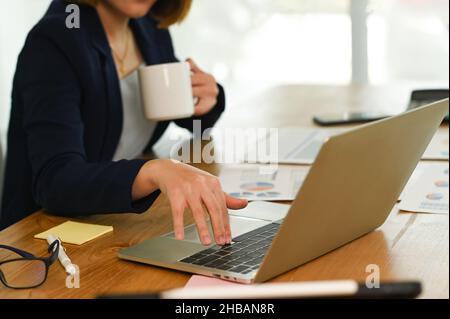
[46,241,60,264]
[0,244,36,259]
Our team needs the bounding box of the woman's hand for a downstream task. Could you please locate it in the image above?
[187,58,220,116]
[132,159,248,246]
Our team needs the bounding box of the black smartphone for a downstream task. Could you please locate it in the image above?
[313,88,449,126]
[313,111,392,126]
[407,89,449,123]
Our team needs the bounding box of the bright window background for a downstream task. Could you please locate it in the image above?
[170,0,353,108]
[0,0,449,148]
[170,0,449,108]
[368,0,449,84]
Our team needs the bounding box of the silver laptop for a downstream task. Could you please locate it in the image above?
[119,99,449,284]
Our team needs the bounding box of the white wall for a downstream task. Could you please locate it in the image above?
[0,0,51,148]
[368,0,449,85]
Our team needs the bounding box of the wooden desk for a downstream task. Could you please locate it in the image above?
[0,85,448,299]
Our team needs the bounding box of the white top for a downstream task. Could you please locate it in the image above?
[113,68,157,161]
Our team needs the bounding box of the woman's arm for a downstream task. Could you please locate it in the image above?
[21,29,159,216]
[22,25,247,246]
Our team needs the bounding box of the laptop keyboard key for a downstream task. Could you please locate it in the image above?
[233,255,254,264]
[232,227,268,242]
[230,265,251,273]
[245,251,263,259]
[243,260,258,267]
[221,245,241,253]
[180,256,197,263]
[230,242,249,249]
[244,243,264,252]
[252,256,265,263]
[201,246,222,254]
[215,264,235,271]
[252,235,266,241]
[179,223,279,269]
[194,256,218,265]
[189,252,208,260]
[204,260,226,268]
[212,250,231,257]
[224,259,243,266]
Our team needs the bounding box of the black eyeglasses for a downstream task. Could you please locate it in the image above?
[0,240,59,289]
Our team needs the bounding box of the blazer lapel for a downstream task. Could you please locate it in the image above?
[82,5,124,160]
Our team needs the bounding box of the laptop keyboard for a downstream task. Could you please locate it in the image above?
[179,223,280,274]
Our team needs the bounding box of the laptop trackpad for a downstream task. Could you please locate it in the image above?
[165,216,270,244]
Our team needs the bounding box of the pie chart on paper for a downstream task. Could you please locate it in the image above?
[426,193,444,201]
[240,182,274,192]
[435,180,449,188]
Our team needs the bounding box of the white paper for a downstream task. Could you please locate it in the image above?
[399,163,427,201]
[422,130,449,160]
[268,128,328,165]
[399,162,449,214]
[244,128,347,165]
[220,164,309,201]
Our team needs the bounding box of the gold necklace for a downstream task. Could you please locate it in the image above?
[111,29,130,77]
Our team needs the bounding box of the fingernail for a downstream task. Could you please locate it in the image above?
[203,235,211,245]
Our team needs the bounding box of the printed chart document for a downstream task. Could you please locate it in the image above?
[268,128,328,165]
[219,164,310,201]
[399,163,424,201]
[245,128,345,165]
[422,129,449,160]
[209,127,347,165]
[399,162,449,214]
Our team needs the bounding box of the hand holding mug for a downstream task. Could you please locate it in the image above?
[187,58,220,116]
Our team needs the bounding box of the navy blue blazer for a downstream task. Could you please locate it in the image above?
[0,1,225,230]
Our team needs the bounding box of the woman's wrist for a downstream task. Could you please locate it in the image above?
[131,159,161,201]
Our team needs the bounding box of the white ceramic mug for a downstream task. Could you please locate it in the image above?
[138,62,195,121]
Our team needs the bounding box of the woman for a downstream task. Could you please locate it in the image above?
[1,0,247,245]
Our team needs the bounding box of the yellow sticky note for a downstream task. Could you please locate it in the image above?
[34,221,113,245]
